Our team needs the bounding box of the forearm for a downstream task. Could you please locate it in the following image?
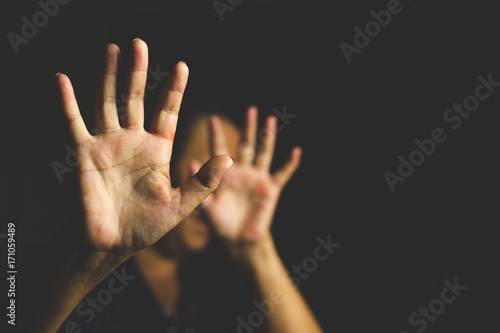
[229,235,323,333]
[19,228,126,332]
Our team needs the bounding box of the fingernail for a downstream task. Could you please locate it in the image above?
[55,72,62,77]
[132,38,143,43]
[177,60,187,66]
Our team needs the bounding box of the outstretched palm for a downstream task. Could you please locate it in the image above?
[57,40,232,259]
[195,108,301,244]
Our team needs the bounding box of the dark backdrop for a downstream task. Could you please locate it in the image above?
[2,0,500,332]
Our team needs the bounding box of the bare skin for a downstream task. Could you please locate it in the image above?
[23,39,322,333]
[24,39,232,333]
[135,108,322,332]
[199,110,302,243]
[59,40,232,259]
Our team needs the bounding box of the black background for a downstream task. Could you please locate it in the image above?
[2,0,500,332]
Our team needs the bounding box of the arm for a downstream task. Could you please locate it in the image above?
[23,239,127,332]
[21,39,232,332]
[229,235,323,333]
[196,108,323,332]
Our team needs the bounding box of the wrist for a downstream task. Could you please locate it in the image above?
[226,233,280,268]
[50,228,128,291]
[54,216,129,281]
[68,249,128,280]
[226,233,290,294]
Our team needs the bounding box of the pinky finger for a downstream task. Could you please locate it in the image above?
[56,73,91,145]
[272,147,302,188]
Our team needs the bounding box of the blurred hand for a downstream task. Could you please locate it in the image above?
[191,107,301,244]
[56,39,232,260]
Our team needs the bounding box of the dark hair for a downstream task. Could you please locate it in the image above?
[170,90,245,186]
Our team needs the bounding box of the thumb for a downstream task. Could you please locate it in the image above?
[176,155,233,220]
[189,159,214,208]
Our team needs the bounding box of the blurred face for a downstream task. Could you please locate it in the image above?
[154,116,241,255]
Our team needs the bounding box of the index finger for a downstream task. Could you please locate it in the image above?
[209,116,229,156]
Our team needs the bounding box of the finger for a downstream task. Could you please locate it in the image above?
[56,73,92,145]
[189,159,202,177]
[209,116,229,156]
[121,38,148,129]
[255,115,277,170]
[189,159,214,208]
[238,105,258,164]
[176,155,233,220]
[149,61,189,140]
[273,147,302,188]
[95,43,121,133]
